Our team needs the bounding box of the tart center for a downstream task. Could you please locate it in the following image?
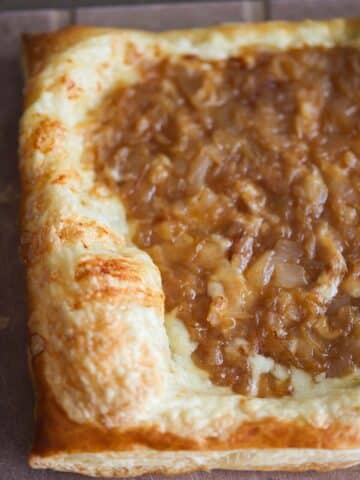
[85,47,360,397]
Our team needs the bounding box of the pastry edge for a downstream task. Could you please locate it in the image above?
[29,449,360,476]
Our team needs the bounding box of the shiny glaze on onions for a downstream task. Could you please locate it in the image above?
[85,47,360,397]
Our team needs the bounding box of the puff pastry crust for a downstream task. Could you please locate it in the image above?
[20,19,360,477]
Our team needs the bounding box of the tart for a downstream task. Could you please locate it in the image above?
[20,19,360,476]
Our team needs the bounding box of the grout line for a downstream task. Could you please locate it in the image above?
[69,6,76,25]
[264,0,271,20]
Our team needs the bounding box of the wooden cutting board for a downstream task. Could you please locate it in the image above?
[1,2,360,479]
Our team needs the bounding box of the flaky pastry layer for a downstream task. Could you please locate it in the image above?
[20,19,360,476]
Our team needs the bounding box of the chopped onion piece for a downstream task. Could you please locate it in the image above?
[187,151,212,192]
[246,250,275,288]
[341,274,360,298]
[302,166,328,218]
[274,239,303,264]
[273,263,307,288]
[312,316,341,340]
[207,281,225,298]
[327,293,351,314]
[231,235,254,272]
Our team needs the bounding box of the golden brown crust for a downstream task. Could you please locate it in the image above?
[33,388,360,455]
[22,18,360,73]
[30,358,360,455]
[23,27,103,77]
[20,19,360,476]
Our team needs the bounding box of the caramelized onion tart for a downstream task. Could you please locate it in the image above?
[20,20,360,476]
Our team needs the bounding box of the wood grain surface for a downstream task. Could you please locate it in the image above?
[1,2,360,479]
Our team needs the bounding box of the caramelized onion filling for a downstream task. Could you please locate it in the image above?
[85,47,360,397]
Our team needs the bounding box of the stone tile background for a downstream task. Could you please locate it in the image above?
[1,2,360,479]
